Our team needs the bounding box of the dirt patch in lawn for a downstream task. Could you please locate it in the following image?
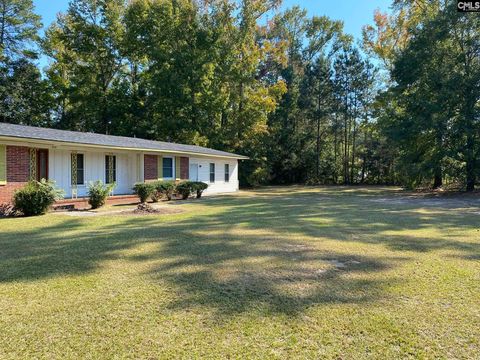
[126,203,184,216]
[120,207,184,216]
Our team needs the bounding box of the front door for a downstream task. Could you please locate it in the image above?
[189,163,198,181]
[37,149,48,181]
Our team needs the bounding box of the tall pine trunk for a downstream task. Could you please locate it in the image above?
[316,116,320,179]
[350,117,357,184]
[343,112,348,185]
[433,124,443,189]
[464,88,476,192]
[361,127,367,183]
[333,114,338,184]
[465,124,475,192]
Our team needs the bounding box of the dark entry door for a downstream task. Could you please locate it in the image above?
[37,149,48,181]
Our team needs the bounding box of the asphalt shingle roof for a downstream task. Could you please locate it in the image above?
[0,123,248,159]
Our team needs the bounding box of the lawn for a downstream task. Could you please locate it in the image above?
[0,186,479,359]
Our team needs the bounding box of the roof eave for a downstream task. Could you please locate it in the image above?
[0,135,249,160]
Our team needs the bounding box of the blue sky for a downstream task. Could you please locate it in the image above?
[281,0,391,39]
[33,0,391,67]
[33,0,391,37]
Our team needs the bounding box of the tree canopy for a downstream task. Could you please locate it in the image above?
[0,0,478,190]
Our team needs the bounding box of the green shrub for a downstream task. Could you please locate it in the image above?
[153,180,176,201]
[191,181,208,198]
[176,181,194,200]
[13,180,64,216]
[175,181,208,200]
[88,181,115,209]
[133,182,155,203]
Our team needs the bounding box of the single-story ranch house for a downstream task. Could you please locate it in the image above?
[0,122,248,204]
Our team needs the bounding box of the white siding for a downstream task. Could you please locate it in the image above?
[189,157,239,194]
[49,148,140,198]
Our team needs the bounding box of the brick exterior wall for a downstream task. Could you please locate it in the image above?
[180,157,189,180]
[0,145,30,204]
[144,154,158,181]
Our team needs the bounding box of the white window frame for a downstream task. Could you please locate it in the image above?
[209,163,215,183]
[105,154,117,184]
[162,156,174,180]
[224,163,230,183]
[71,152,86,187]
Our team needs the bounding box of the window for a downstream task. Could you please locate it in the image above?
[105,155,116,184]
[224,164,230,183]
[71,153,84,185]
[209,163,215,183]
[163,157,173,178]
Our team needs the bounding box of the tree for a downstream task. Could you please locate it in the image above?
[378,0,479,190]
[446,3,480,191]
[9,0,475,191]
[300,56,334,182]
[266,8,345,184]
[43,0,126,133]
[332,45,374,184]
[362,0,440,71]
[0,58,52,125]
[0,0,41,61]
[0,0,47,126]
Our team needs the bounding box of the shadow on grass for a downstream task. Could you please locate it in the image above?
[0,186,478,315]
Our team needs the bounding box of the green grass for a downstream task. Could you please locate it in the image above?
[0,186,479,359]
